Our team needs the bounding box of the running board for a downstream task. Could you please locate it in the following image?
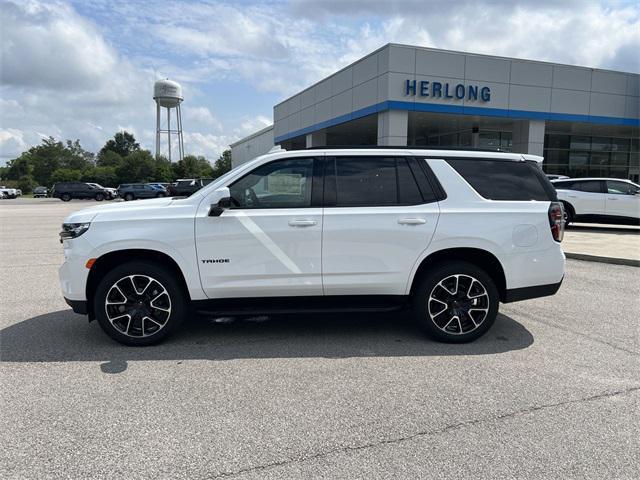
[193,295,409,317]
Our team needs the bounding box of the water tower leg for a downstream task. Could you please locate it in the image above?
[155,103,161,159]
[167,107,171,162]
[177,103,184,161]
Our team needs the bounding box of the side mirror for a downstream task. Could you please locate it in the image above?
[209,197,232,217]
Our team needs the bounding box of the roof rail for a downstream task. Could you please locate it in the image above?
[303,145,507,153]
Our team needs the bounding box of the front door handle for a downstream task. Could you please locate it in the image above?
[398,218,426,225]
[288,219,317,227]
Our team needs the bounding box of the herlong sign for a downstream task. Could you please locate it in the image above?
[404,79,491,102]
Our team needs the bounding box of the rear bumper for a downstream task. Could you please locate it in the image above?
[503,277,563,303]
[65,297,88,315]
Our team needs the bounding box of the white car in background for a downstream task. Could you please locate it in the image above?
[551,178,640,225]
[0,186,18,199]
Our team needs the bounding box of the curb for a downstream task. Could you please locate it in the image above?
[565,252,640,268]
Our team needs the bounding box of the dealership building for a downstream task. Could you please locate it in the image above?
[231,44,640,181]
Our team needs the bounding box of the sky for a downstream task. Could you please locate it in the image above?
[1,0,639,165]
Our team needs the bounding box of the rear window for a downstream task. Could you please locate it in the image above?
[445,158,552,201]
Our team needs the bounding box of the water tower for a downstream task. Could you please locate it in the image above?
[154,79,184,161]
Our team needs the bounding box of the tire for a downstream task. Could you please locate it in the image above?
[124,193,134,201]
[93,261,187,346]
[562,202,574,226]
[156,192,164,198]
[412,261,499,343]
[61,194,71,202]
[95,193,105,201]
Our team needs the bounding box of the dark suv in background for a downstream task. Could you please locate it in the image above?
[167,178,213,197]
[118,183,167,201]
[52,182,110,202]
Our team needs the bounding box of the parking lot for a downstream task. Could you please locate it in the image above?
[1,199,638,479]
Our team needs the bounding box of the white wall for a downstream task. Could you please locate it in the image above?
[230,125,274,167]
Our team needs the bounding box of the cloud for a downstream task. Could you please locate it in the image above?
[0,0,118,89]
[1,0,638,166]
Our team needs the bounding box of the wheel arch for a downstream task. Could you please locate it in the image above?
[85,248,190,319]
[409,247,507,302]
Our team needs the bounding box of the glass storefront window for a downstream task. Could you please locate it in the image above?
[459,132,472,147]
[500,132,512,149]
[611,138,630,152]
[611,152,629,166]
[609,168,628,179]
[568,152,589,177]
[479,132,500,148]
[631,138,639,152]
[547,134,570,149]
[591,137,611,151]
[570,136,591,150]
[545,150,569,165]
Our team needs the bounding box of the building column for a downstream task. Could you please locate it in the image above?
[512,120,545,156]
[305,130,326,148]
[377,110,408,146]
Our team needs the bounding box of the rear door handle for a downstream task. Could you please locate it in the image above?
[607,197,619,201]
[288,219,317,227]
[398,218,426,225]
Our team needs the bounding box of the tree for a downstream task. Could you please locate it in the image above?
[212,149,232,178]
[116,150,156,184]
[51,168,82,183]
[153,155,173,182]
[4,137,93,187]
[96,150,124,168]
[17,175,35,193]
[82,166,118,186]
[172,155,213,179]
[99,131,140,158]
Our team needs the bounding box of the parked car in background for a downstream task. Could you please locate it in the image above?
[87,183,117,199]
[0,191,6,199]
[167,178,213,197]
[117,183,167,201]
[52,182,110,202]
[148,183,170,191]
[33,186,48,197]
[15,189,22,197]
[546,174,569,181]
[552,178,640,225]
[0,186,19,199]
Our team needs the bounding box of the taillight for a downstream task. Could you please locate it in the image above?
[548,202,564,242]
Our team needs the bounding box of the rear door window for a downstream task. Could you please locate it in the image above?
[331,157,427,207]
[577,180,603,193]
[445,158,552,201]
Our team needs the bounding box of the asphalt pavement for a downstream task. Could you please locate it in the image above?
[1,199,638,479]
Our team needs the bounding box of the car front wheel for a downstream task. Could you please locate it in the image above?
[93,261,187,346]
[124,193,134,201]
[413,261,499,343]
[61,194,71,202]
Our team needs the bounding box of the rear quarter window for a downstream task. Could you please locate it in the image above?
[445,158,553,201]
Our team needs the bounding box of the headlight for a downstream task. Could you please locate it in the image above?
[59,222,91,241]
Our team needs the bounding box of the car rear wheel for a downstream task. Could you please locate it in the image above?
[94,261,187,346]
[562,202,574,226]
[95,193,105,201]
[124,193,134,201]
[61,194,71,202]
[412,261,499,343]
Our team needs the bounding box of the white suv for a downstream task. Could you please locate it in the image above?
[551,178,640,225]
[59,148,565,345]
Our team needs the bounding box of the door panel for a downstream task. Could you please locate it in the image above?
[196,208,323,297]
[322,205,438,295]
[195,157,322,298]
[321,156,439,296]
[605,181,640,218]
